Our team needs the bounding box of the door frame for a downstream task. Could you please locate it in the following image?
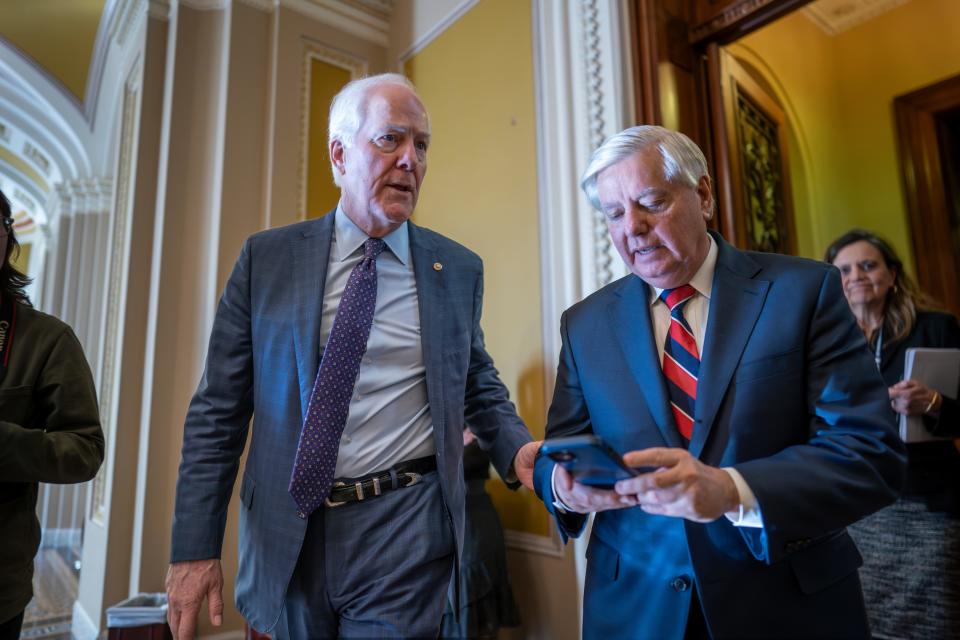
[629,0,811,247]
[894,73,960,316]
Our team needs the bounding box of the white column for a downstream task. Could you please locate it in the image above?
[129,0,234,600]
[72,3,151,635]
[532,0,635,622]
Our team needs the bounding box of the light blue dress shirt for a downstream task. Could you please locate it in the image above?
[323,207,435,478]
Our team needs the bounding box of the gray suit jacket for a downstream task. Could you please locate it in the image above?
[170,212,531,631]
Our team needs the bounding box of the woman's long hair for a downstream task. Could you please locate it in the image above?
[824,229,936,345]
[0,189,32,306]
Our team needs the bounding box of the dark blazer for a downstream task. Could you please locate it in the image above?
[170,212,531,631]
[878,310,960,511]
[0,303,103,621]
[533,233,906,639]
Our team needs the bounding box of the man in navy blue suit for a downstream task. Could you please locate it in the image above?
[533,125,906,639]
[165,74,537,639]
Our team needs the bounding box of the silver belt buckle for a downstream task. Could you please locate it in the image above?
[324,481,349,508]
[401,471,423,488]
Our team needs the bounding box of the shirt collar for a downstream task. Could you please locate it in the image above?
[334,204,410,265]
[648,234,718,306]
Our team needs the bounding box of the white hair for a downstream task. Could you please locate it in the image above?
[327,73,424,186]
[580,125,710,210]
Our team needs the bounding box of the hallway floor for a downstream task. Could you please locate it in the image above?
[21,546,79,640]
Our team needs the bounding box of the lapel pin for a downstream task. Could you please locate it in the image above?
[433,262,443,271]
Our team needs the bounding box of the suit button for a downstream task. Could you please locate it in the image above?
[669,575,692,592]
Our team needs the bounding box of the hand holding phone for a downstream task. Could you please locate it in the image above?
[540,435,655,490]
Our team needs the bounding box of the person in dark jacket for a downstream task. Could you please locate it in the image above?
[827,229,960,639]
[0,189,104,639]
[441,427,521,638]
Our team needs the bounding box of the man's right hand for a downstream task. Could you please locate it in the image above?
[166,559,224,640]
[553,464,638,513]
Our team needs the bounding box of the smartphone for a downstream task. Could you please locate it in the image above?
[539,435,654,489]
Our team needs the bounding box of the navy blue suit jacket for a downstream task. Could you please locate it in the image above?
[171,212,531,631]
[534,233,906,639]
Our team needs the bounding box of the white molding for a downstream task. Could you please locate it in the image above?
[504,528,564,557]
[237,0,279,11]
[298,39,367,219]
[71,599,99,640]
[129,0,179,594]
[0,162,46,212]
[84,0,121,126]
[533,0,634,620]
[0,41,92,178]
[91,65,142,526]
[110,0,149,47]
[149,0,173,20]
[397,0,479,64]
[580,0,617,288]
[22,140,53,176]
[40,527,82,549]
[10,186,37,215]
[616,0,636,127]
[282,0,389,46]
[262,1,279,229]
[533,1,590,612]
[0,42,86,127]
[180,0,230,10]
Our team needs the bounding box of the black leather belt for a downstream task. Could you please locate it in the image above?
[325,456,437,508]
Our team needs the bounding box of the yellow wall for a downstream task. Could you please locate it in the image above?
[306,60,351,218]
[0,0,105,101]
[831,0,960,269]
[405,0,548,537]
[11,242,30,274]
[736,0,960,267]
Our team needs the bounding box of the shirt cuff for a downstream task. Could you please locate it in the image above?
[721,467,763,528]
[550,464,574,513]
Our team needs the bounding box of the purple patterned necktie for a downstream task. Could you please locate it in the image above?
[289,237,385,517]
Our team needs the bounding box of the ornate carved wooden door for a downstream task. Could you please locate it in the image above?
[708,46,797,254]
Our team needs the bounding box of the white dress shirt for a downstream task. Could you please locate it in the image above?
[553,235,763,527]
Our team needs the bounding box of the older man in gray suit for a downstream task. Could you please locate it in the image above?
[165,74,538,639]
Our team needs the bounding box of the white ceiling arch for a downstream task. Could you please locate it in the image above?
[0,0,145,228]
[0,39,94,230]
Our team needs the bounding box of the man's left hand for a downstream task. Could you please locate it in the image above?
[513,441,541,491]
[615,448,739,522]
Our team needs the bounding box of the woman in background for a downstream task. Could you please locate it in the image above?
[826,229,960,639]
[0,189,103,639]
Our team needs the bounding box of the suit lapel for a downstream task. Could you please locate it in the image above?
[690,236,768,457]
[292,212,335,420]
[608,276,685,448]
[409,223,447,436]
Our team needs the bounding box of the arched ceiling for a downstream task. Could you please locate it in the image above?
[0,0,106,102]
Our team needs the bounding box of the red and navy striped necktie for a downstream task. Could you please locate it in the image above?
[660,285,699,442]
